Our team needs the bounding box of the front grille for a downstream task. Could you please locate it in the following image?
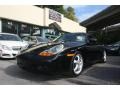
[12,46,21,51]
[13,48,20,51]
[2,54,10,56]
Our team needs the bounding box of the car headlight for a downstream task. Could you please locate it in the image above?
[23,45,28,49]
[0,45,11,50]
[39,44,64,56]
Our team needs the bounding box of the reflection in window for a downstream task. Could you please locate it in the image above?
[20,24,30,37]
[32,26,41,36]
[2,19,18,34]
[45,29,62,40]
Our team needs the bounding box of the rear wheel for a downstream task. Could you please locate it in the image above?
[69,53,84,77]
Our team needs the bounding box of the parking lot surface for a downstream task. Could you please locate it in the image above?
[0,56,120,85]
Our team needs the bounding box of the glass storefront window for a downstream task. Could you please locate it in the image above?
[45,29,62,40]
[20,24,31,37]
[2,19,34,37]
[1,19,64,40]
[2,19,18,34]
[32,26,42,36]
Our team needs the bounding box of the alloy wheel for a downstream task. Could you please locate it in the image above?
[73,54,83,75]
[103,51,107,62]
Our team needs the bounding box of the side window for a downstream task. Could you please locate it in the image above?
[88,34,97,44]
[31,37,37,43]
[37,37,44,42]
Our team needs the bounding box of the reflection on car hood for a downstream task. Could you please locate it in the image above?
[22,41,85,53]
[23,42,60,53]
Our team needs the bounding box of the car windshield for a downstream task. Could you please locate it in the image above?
[54,33,86,43]
[0,34,21,41]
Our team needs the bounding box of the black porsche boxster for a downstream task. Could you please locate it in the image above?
[17,33,106,76]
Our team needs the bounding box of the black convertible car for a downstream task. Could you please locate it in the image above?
[17,33,106,76]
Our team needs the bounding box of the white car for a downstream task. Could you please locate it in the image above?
[0,33,28,58]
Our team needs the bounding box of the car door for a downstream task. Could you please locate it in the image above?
[84,35,103,63]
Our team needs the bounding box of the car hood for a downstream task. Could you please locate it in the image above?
[0,41,28,47]
[23,41,85,53]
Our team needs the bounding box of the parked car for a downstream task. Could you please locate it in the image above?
[0,33,28,58]
[17,33,106,77]
[105,41,120,55]
[22,36,50,47]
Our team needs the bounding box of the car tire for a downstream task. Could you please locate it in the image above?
[100,50,107,63]
[69,53,84,77]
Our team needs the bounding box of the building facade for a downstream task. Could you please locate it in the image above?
[0,5,86,40]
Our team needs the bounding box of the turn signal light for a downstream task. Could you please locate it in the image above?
[67,53,75,56]
[38,52,54,56]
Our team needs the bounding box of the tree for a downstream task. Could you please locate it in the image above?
[36,5,78,22]
[64,6,78,22]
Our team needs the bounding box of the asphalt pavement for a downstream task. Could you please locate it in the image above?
[0,56,120,85]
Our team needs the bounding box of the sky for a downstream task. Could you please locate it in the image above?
[64,5,109,22]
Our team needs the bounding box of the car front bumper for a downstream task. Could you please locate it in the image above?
[0,49,20,58]
[17,53,72,72]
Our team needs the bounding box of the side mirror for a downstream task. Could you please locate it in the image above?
[89,38,97,44]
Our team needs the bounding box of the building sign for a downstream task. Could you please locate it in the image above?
[49,9,62,22]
